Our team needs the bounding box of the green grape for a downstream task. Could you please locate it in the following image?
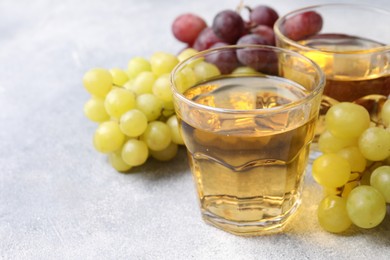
[177,48,198,62]
[167,115,184,145]
[370,166,390,203]
[162,109,175,117]
[136,94,163,121]
[119,109,148,137]
[109,149,132,172]
[83,97,110,123]
[121,139,149,166]
[341,180,359,198]
[346,185,386,229]
[193,61,221,81]
[141,121,172,151]
[82,68,113,98]
[163,100,175,110]
[93,121,125,153]
[318,130,357,154]
[381,99,390,126]
[325,102,370,139]
[109,68,129,86]
[104,88,136,119]
[312,154,351,188]
[337,146,366,173]
[232,66,261,75]
[152,74,173,102]
[123,79,134,90]
[150,52,179,76]
[127,57,151,79]
[150,142,178,161]
[173,66,197,93]
[317,195,352,233]
[129,71,156,95]
[359,127,390,161]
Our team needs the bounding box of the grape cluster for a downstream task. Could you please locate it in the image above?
[314,100,390,233]
[82,52,187,172]
[171,4,279,51]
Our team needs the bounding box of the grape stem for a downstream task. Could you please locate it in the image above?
[336,161,387,197]
[235,0,246,13]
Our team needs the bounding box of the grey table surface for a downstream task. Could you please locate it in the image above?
[1,0,390,259]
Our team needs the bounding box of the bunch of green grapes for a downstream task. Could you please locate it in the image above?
[82,50,197,172]
[313,100,390,233]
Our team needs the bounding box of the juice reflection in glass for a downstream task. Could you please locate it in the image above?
[171,45,325,235]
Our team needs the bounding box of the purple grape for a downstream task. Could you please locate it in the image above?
[212,10,245,44]
[236,34,278,74]
[237,34,269,46]
[282,11,323,41]
[205,43,238,74]
[249,5,279,28]
[193,27,224,51]
[250,25,276,46]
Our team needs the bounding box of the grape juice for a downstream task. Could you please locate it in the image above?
[178,76,318,235]
[301,34,390,115]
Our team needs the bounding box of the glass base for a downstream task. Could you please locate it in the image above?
[200,197,301,236]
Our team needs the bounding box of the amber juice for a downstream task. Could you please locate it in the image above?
[301,34,390,119]
[178,75,317,235]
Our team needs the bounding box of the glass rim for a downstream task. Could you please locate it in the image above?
[170,44,326,115]
[273,3,390,55]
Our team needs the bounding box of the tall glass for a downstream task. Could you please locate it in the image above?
[171,45,325,235]
[274,4,390,133]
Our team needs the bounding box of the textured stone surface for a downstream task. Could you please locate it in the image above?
[1,0,390,259]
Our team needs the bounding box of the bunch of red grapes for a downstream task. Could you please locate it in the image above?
[172,5,279,50]
[171,5,322,51]
[171,5,322,75]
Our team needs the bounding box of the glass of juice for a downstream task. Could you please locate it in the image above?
[170,45,325,235]
[274,4,390,134]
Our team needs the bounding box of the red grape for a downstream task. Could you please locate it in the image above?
[250,25,276,46]
[237,35,278,74]
[172,13,207,45]
[206,42,238,74]
[212,10,245,44]
[282,11,323,41]
[193,27,224,51]
[249,5,279,28]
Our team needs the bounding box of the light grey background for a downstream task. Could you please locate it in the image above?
[1,0,389,259]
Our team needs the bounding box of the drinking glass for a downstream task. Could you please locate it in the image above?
[170,45,325,235]
[274,4,390,133]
